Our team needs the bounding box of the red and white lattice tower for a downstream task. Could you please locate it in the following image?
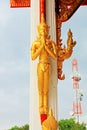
[72,58,82,122]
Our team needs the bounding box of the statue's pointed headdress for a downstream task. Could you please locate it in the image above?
[38,13,50,32]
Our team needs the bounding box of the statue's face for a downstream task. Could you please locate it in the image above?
[38,25,49,37]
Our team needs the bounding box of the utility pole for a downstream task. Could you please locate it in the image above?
[71,58,83,123]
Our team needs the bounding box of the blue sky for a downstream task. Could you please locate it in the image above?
[0,0,30,129]
[0,0,87,129]
[58,6,87,122]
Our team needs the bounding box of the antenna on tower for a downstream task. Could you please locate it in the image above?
[71,58,83,123]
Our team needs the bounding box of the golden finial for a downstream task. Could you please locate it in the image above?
[40,13,46,23]
[49,107,53,116]
[42,108,58,130]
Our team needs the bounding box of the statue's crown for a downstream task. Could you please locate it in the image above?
[38,13,49,31]
[41,13,46,24]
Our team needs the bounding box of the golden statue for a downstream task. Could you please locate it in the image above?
[31,14,57,116]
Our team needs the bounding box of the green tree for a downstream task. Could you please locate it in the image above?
[9,125,20,130]
[72,122,87,130]
[59,118,86,130]
[59,118,75,130]
[9,124,29,130]
[20,124,29,130]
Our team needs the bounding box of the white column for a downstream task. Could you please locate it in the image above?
[29,0,41,129]
[46,0,58,120]
[29,0,58,130]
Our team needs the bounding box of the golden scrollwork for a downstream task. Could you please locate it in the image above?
[58,0,83,22]
[31,14,57,115]
[57,28,76,80]
[60,0,75,5]
[56,0,78,80]
[56,14,76,80]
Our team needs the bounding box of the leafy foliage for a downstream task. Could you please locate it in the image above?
[59,118,86,130]
[9,118,87,130]
[9,124,29,130]
[59,118,75,130]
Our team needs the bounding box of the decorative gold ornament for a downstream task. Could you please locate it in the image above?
[56,14,76,80]
[42,108,58,130]
[58,0,83,22]
[31,14,57,115]
[57,28,76,80]
[55,0,80,80]
[60,0,75,5]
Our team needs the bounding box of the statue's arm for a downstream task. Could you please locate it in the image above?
[51,42,57,55]
[31,42,43,60]
[45,41,57,59]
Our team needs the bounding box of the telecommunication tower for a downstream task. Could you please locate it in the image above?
[71,58,83,122]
